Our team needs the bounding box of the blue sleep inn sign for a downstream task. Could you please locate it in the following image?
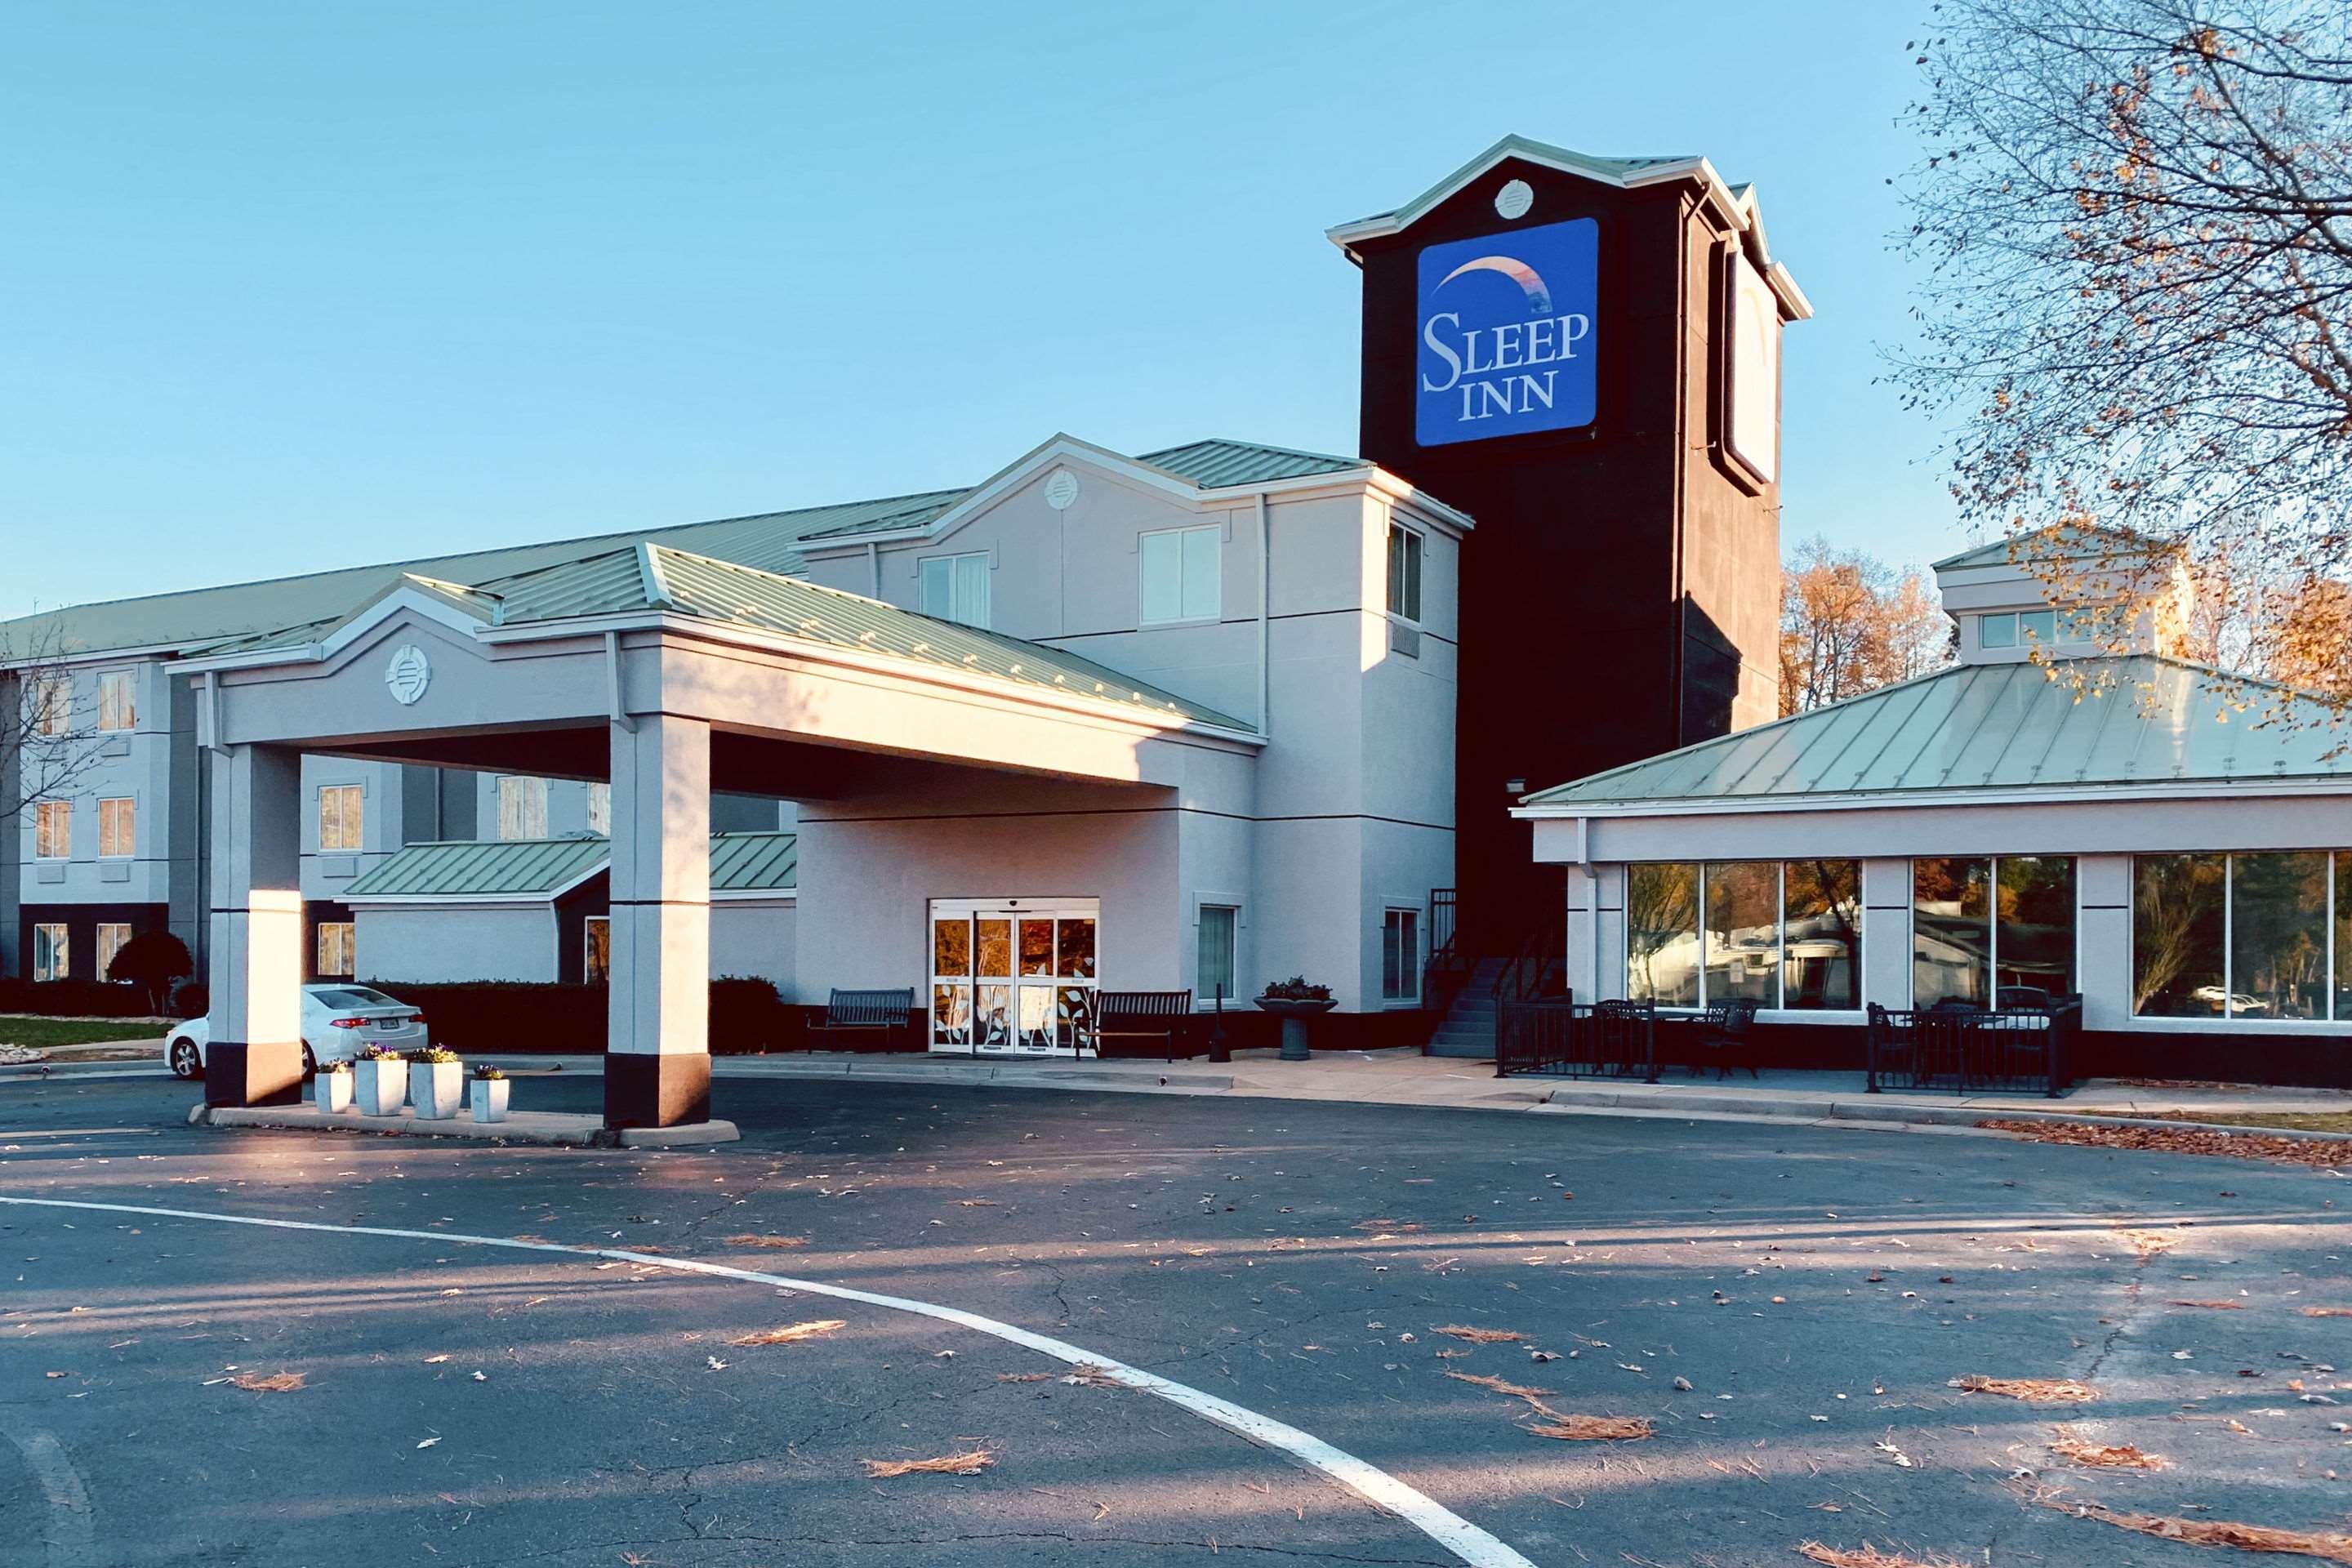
[1414,216,1598,447]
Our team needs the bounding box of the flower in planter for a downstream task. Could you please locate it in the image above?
[414,1046,461,1065]
[470,1064,505,1081]
[355,1044,405,1062]
[1258,976,1333,1002]
[314,1058,353,1075]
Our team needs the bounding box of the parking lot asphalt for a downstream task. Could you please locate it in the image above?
[4,1070,2351,1567]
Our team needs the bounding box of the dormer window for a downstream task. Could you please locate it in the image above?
[919,552,991,630]
[1139,525,1221,626]
[1979,609,2056,650]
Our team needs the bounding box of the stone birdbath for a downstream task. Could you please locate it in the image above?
[1254,979,1336,1062]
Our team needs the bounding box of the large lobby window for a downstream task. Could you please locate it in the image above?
[2137,851,2340,1019]
[1139,525,1220,626]
[918,552,991,630]
[930,899,1099,1054]
[1629,860,1861,1010]
[1913,857,2076,1007]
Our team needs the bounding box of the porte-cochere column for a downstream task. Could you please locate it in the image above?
[605,714,712,1128]
[203,743,305,1107]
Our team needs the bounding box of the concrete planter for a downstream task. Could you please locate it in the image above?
[409,1061,463,1120]
[1255,996,1338,1062]
[315,1069,354,1114]
[354,1057,407,1116]
[469,1079,510,1124]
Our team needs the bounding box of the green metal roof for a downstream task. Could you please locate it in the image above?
[1521,657,2352,810]
[343,836,612,898]
[1138,439,1361,488]
[345,831,798,900]
[214,541,1254,733]
[710,831,798,893]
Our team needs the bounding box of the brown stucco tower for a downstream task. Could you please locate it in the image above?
[1332,136,1807,952]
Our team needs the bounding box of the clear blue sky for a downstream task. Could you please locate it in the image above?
[1,0,1964,621]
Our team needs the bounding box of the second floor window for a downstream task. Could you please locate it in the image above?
[919,552,991,629]
[1387,523,1423,624]
[498,776,550,840]
[588,782,612,836]
[96,670,135,732]
[318,784,364,852]
[33,800,69,859]
[98,797,135,858]
[33,675,70,737]
[1140,525,1221,626]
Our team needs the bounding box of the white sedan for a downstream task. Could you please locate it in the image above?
[166,985,430,1079]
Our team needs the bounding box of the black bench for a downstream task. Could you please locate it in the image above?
[806,987,915,1054]
[1094,990,1193,1061]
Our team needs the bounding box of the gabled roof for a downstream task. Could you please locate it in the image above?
[1932,524,2180,574]
[1517,656,2352,813]
[1138,438,1361,488]
[343,836,612,900]
[207,541,1257,733]
[344,831,799,901]
[1325,133,1812,321]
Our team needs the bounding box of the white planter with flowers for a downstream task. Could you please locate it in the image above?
[315,1062,354,1114]
[409,1049,464,1120]
[354,1052,407,1116]
[470,1067,510,1124]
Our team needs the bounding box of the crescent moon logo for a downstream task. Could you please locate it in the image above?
[1437,255,1553,315]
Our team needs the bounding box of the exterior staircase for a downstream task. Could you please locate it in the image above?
[1424,957,1508,1058]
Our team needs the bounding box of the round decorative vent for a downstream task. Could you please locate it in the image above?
[1043,468,1080,510]
[1494,178,1535,220]
[384,644,432,706]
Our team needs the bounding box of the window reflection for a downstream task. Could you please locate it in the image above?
[1913,858,1992,1008]
[1627,863,1700,1006]
[2133,854,2226,1016]
[1783,859,1860,1009]
[1703,862,1778,1005]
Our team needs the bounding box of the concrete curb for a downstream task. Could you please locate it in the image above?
[716,1058,1239,1094]
[189,1102,740,1148]
[1532,1085,2352,1143]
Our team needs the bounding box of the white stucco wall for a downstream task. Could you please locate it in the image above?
[710,898,795,992]
[356,904,559,983]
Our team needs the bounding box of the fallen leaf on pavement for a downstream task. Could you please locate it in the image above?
[1435,1325,1527,1344]
[1446,1371,1552,1401]
[2305,1307,2352,1319]
[1980,1120,2352,1169]
[721,1234,810,1250]
[229,1371,305,1392]
[996,1372,1054,1383]
[1062,1364,1124,1388]
[2172,1299,2246,1311]
[2031,1487,2352,1562]
[728,1319,846,1348]
[1797,1544,1966,1568]
[1951,1374,2098,1403]
[1526,1414,1650,1441]
[862,1448,995,1477]
[416,1437,441,1450]
[2050,1428,2166,1469]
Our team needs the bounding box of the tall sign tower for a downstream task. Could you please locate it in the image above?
[1331,136,1809,950]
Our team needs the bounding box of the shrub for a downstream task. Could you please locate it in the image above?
[0,977,161,1018]
[105,931,193,1014]
[349,978,792,1054]
[171,981,209,1019]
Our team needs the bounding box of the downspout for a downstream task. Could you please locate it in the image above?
[1254,491,1272,738]
[867,541,882,599]
[1577,816,1601,1002]
[604,632,636,733]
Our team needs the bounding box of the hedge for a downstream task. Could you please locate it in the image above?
[0,978,169,1018]
[354,976,797,1054]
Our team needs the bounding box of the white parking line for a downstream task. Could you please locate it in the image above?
[0,1194,1539,1568]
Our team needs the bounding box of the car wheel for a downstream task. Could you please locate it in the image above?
[168,1038,202,1080]
[301,1044,318,1077]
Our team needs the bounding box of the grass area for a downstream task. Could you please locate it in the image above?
[0,1016,170,1051]
[2111,1108,2352,1134]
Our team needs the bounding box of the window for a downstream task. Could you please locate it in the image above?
[585,917,611,983]
[1782,858,1862,1009]
[33,924,67,982]
[2018,608,2056,644]
[918,552,991,630]
[98,796,134,858]
[2137,851,2345,1020]
[1197,904,1239,1004]
[96,923,131,982]
[1979,612,2017,649]
[497,776,549,840]
[1387,523,1424,624]
[1630,860,1867,1009]
[315,922,355,980]
[1913,856,2076,1008]
[318,784,364,852]
[1139,525,1220,625]
[1382,908,1421,1003]
[587,782,611,837]
[32,675,69,737]
[33,800,69,859]
[96,670,135,732]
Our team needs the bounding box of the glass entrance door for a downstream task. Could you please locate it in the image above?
[930,899,1098,1055]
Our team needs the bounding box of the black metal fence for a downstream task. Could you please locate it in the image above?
[1864,1000,2080,1097]
[1496,996,1660,1081]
